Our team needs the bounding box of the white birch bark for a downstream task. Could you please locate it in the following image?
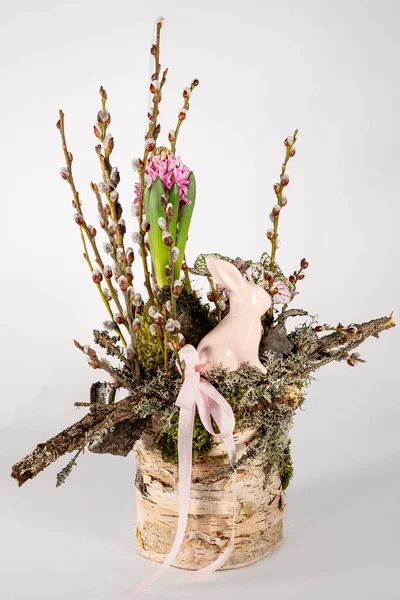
[134,423,285,570]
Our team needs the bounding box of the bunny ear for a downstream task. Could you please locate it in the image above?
[206,256,245,292]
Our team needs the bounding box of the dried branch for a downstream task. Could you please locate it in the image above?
[306,314,395,372]
[314,314,394,354]
[10,392,165,487]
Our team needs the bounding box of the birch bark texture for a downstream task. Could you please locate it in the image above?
[134,424,285,570]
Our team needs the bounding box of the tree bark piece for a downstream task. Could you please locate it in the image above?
[311,314,395,357]
[10,393,155,486]
[89,418,148,456]
[134,423,284,570]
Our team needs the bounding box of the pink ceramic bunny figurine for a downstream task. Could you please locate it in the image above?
[197,256,272,374]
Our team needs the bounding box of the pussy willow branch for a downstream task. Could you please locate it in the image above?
[73,339,135,390]
[136,71,169,305]
[134,23,169,305]
[97,89,128,278]
[264,131,298,327]
[281,261,307,313]
[170,78,199,154]
[57,111,127,346]
[94,94,129,300]
[94,90,142,383]
[80,228,93,271]
[152,19,163,136]
[269,130,298,272]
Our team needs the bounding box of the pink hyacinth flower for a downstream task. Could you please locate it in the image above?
[133,148,192,209]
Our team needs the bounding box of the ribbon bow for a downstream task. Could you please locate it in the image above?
[129,344,237,596]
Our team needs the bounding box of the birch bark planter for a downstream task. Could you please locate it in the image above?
[134,425,285,570]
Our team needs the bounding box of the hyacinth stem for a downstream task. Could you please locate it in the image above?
[57,110,127,341]
[170,79,199,154]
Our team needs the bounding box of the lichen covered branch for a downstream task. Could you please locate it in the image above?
[10,393,163,487]
[306,313,395,371]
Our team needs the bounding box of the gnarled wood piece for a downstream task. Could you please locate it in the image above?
[260,309,309,358]
[87,381,147,456]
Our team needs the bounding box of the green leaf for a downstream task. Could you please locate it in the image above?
[192,253,237,276]
[258,252,294,290]
[174,172,196,280]
[144,177,169,288]
[168,183,180,245]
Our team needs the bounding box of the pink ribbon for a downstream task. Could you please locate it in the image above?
[128,344,237,596]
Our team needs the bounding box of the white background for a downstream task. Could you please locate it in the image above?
[1,0,399,598]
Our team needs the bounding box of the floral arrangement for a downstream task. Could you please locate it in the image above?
[11,17,394,521]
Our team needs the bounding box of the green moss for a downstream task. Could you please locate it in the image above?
[157,412,212,462]
[279,443,294,491]
[160,287,218,348]
[157,388,251,463]
[138,289,217,376]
